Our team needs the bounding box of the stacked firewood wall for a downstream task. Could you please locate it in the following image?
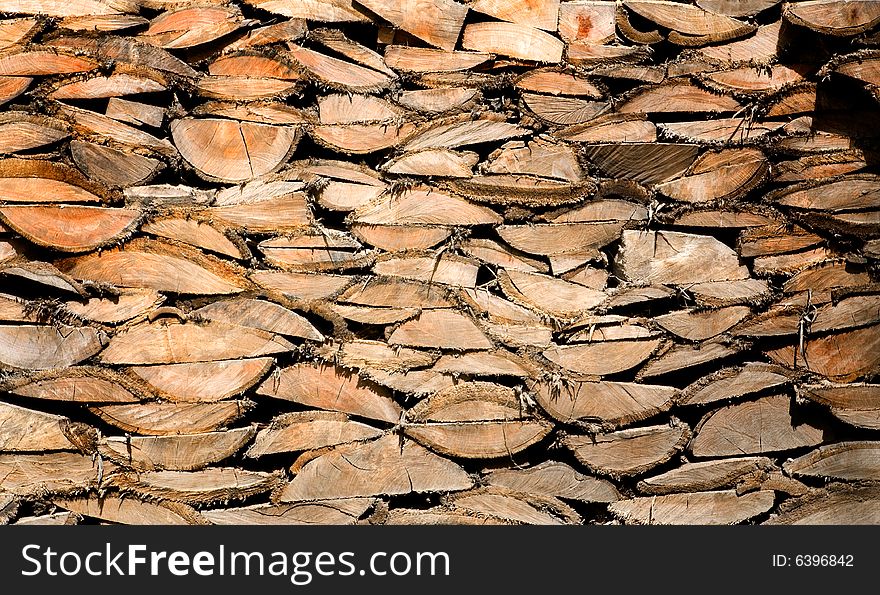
[1,0,879,525]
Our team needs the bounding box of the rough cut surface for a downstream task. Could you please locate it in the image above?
[0,0,878,527]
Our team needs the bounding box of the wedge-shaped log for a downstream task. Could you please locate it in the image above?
[0,324,104,370]
[0,402,95,452]
[351,188,501,226]
[485,461,619,503]
[543,338,663,376]
[691,395,828,457]
[98,427,256,471]
[637,456,774,495]
[246,411,383,457]
[357,0,467,51]
[533,380,675,428]
[616,230,749,285]
[784,0,880,36]
[57,238,252,295]
[101,320,292,365]
[129,358,274,403]
[389,309,493,350]
[404,382,553,459]
[257,363,402,424]
[447,487,581,525]
[110,468,282,504]
[192,298,323,341]
[678,363,790,407]
[564,422,691,478]
[204,498,375,525]
[274,434,473,501]
[53,495,207,525]
[0,452,106,496]
[462,22,563,62]
[801,384,880,430]
[610,490,775,525]
[4,367,142,403]
[784,441,880,481]
[90,401,251,436]
[765,324,880,382]
[764,485,880,525]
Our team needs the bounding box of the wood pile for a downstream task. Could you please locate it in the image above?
[1,0,879,526]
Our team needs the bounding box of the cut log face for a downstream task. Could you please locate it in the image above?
[5,367,142,404]
[389,309,493,350]
[0,452,107,496]
[678,363,790,407]
[256,364,402,424]
[764,485,880,525]
[637,457,774,495]
[784,0,880,36]
[563,422,691,478]
[192,298,323,341]
[485,461,619,503]
[111,467,282,504]
[447,487,581,525]
[274,435,474,501]
[654,306,751,341]
[100,320,293,365]
[246,411,383,457]
[690,395,829,457]
[801,384,880,430]
[462,22,563,62]
[0,205,140,252]
[98,427,256,471]
[533,380,675,428]
[129,358,274,403]
[0,402,95,452]
[783,441,880,481]
[765,324,880,382]
[616,230,749,285]
[0,324,105,370]
[403,382,553,459]
[356,0,467,51]
[89,401,251,435]
[53,495,207,525]
[171,118,298,182]
[610,490,775,525]
[499,269,606,318]
[543,338,663,376]
[204,498,374,525]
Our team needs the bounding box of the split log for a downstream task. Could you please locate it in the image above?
[764,485,880,525]
[243,0,370,22]
[383,508,513,525]
[765,324,880,381]
[524,94,609,125]
[784,0,880,36]
[499,269,606,318]
[389,309,493,350]
[563,422,691,478]
[57,238,252,295]
[246,411,383,457]
[784,441,880,481]
[558,1,616,43]
[532,379,675,427]
[287,45,392,92]
[678,363,790,407]
[582,143,698,184]
[319,93,402,124]
[771,175,880,212]
[0,205,140,252]
[105,98,166,127]
[619,81,741,114]
[356,0,467,51]
[70,141,163,187]
[431,350,536,378]
[274,434,474,501]
[403,119,529,152]
[64,289,164,325]
[204,499,374,525]
[351,187,502,226]
[485,461,619,503]
[260,231,373,272]
[0,401,96,452]
[623,1,756,46]
[462,22,563,63]
[801,383,880,430]
[372,253,479,287]
[637,456,774,495]
[638,340,741,379]
[485,139,583,182]
[382,149,477,178]
[446,487,581,525]
[128,358,274,403]
[53,495,207,525]
[654,306,751,341]
[339,277,453,309]
[0,324,105,370]
[142,217,246,260]
[4,367,142,403]
[384,46,491,73]
[364,369,456,396]
[89,401,251,435]
[403,382,553,459]
[318,339,438,372]
[171,118,298,183]
[0,452,107,496]
[610,490,774,525]
[192,298,323,341]
[111,468,282,504]
[100,320,292,365]
[97,428,255,473]
[690,395,829,457]
[615,230,749,285]
[256,363,402,424]
[543,338,664,376]
[656,148,768,203]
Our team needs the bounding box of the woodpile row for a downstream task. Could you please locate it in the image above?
[0,0,879,526]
